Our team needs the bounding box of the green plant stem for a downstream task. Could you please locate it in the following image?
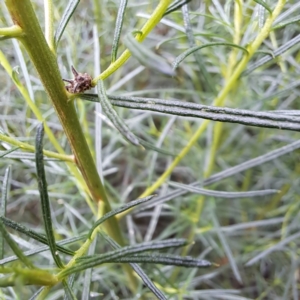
[171,2,244,282]
[0,49,94,214]
[92,0,171,84]
[0,50,64,155]
[0,25,23,37]
[0,132,74,162]
[137,0,287,199]
[4,0,124,253]
[172,0,286,283]
[204,0,243,178]
[116,0,286,222]
[36,286,52,300]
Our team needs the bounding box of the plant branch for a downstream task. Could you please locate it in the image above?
[92,0,171,84]
[0,132,74,162]
[139,0,287,198]
[0,25,22,37]
[4,0,124,249]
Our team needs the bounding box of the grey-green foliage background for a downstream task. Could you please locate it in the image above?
[1,0,300,299]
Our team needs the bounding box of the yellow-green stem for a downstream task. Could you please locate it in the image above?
[0,25,23,37]
[0,133,74,162]
[205,0,243,178]
[0,50,64,155]
[136,0,287,201]
[92,0,171,83]
[0,49,94,213]
[4,0,124,254]
[170,0,286,283]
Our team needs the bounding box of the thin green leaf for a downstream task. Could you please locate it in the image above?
[0,219,34,268]
[0,166,10,259]
[0,147,19,158]
[111,0,128,62]
[163,0,192,16]
[0,235,83,265]
[106,95,300,123]
[243,34,300,76]
[62,279,78,300]
[11,66,20,83]
[54,0,80,47]
[0,216,75,257]
[97,80,141,146]
[79,238,188,261]
[124,33,175,76]
[272,15,300,30]
[63,274,76,300]
[35,124,64,268]
[137,139,176,156]
[173,42,249,69]
[211,213,242,283]
[181,4,216,93]
[81,238,97,300]
[111,254,213,268]
[253,0,272,15]
[81,93,176,155]
[255,50,275,58]
[88,195,155,237]
[105,95,300,132]
[156,32,227,50]
[169,182,279,198]
[101,232,167,300]
[132,140,300,214]
[246,231,300,267]
[61,239,188,276]
[28,287,45,300]
[0,151,64,161]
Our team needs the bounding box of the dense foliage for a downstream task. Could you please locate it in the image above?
[1,0,300,299]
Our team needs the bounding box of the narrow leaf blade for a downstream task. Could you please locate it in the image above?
[254,0,272,15]
[173,42,248,69]
[88,195,156,237]
[35,124,64,268]
[54,0,80,47]
[0,216,75,256]
[97,80,140,146]
[163,0,192,16]
[0,219,34,268]
[0,166,10,259]
[124,33,175,76]
[102,232,167,300]
[111,0,128,62]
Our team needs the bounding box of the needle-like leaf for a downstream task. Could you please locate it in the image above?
[254,0,272,15]
[61,238,188,276]
[0,216,75,256]
[163,0,192,16]
[101,232,167,300]
[88,195,156,237]
[0,219,34,268]
[124,32,175,76]
[111,0,128,62]
[97,80,141,146]
[54,0,80,47]
[0,166,10,259]
[173,42,248,69]
[35,124,64,268]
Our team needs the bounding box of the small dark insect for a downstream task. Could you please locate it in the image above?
[63,66,93,94]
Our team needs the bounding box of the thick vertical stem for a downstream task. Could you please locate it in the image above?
[4,0,124,244]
